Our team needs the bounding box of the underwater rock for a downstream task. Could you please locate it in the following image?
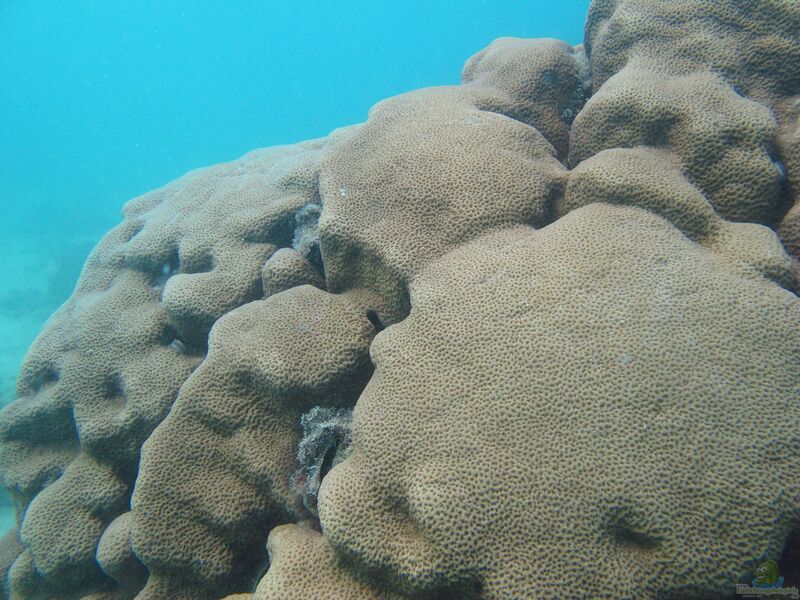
[0,1,798,598]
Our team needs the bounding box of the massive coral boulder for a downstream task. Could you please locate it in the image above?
[316,209,800,598]
[0,0,798,599]
[318,37,581,318]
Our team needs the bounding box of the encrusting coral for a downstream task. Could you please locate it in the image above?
[0,0,798,598]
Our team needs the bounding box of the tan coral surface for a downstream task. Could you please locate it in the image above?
[0,135,349,598]
[575,0,800,223]
[318,209,800,599]
[131,286,377,599]
[253,522,403,600]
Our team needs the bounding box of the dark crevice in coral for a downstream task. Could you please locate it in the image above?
[104,373,127,409]
[149,249,180,289]
[186,493,296,600]
[561,94,589,130]
[111,452,140,493]
[431,580,484,600]
[161,324,181,348]
[0,398,77,449]
[396,285,413,324]
[121,220,145,244]
[778,527,800,586]
[317,229,411,323]
[318,443,338,481]
[563,46,592,131]
[645,115,677,148]
[10,437,78,511]
[305,241,326,278]
[731,84,746,98]
[312,172,323,206]
[472,103,536,131]
[167,337,189,354]
[162,325,205,357]
[292,203,326,277]
[29,367,60,394]
[560,107,577,126]
[295,203,322,227]
[340,545,485,600]
[366,310,385,333]
[604,506,662,550]
[610,523,661,550]
[768,145,795,228]
[533,178,566,231]
[240,210,296,246]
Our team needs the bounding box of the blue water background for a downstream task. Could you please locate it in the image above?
[0,0,589,407]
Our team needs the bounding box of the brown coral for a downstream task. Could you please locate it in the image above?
[577,0,799,230]
[254,522,401,600]
[318,209,800,599]
[131,285,377,599]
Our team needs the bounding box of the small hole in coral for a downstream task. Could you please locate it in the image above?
[319,443,338,481]
[366,310,385,333]
[605,506,661,550]
[150,250,180,288]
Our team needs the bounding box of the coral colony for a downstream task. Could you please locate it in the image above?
[0,0,798,598]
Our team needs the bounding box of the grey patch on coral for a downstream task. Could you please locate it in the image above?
[773,159,788,182]
[168,338,188,354]
[563,45,591,127]
[290,405,353,516]
[292,203,325,276]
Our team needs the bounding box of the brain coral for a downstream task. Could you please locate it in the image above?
[0,0,798,599]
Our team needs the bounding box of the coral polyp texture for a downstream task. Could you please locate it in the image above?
[1,1,798,598]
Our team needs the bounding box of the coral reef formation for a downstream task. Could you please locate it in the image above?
[0,0,798,598]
